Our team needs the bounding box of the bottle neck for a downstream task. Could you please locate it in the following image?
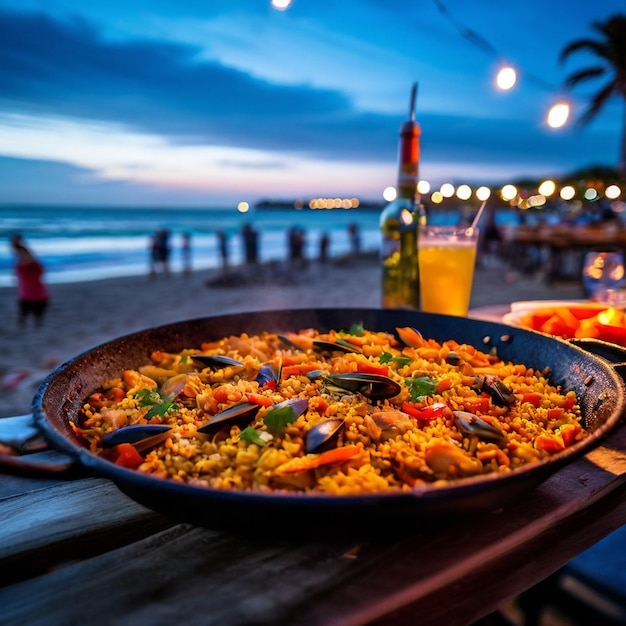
[397,120,420,201]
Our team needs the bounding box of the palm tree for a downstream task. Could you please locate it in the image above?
[559,14,626,176]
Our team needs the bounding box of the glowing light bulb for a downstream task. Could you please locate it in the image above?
[476,186,491,201]
[560,185,575,200]
[237,202,250,213]
[417,180,431,195]
[538,180,556,196]
[501,185,517,201]
[383,186,397,202]
[456,184,472,200]
[271,0,292,10]
[496,66,517,90]
[606,185,621,199]
[547,102,570,128]
[440,183,455,198]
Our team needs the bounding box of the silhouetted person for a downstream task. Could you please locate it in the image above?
[181,232,192,277]
[149,229,171,278]
[11,234,49,328]
[348,223,361,255]
[241,224,259,265]
[319,232,330,263]
[216,230,229,271]
[288,226,306,269]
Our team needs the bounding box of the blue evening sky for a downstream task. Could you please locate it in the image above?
[0,0,623,207]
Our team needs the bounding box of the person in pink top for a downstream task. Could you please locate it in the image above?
[11,234,49,328]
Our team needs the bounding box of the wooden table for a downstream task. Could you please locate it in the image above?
[1,309,626,625]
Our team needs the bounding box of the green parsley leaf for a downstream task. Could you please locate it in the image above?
[240,427,267,446]
[145,401,178,420]
[379,351,413,367]
[405,376,437,402]
[264,405,296,432]
[347,322,364,337]
[135,388,161,407]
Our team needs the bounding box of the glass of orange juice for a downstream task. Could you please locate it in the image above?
[418,224,479,316]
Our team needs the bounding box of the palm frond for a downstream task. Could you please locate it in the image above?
[564,66,606,88]
[577,81,617,126]
[560,39,606,63]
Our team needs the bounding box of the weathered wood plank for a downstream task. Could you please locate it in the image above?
[0,427,623,625]
[0,478,175,584]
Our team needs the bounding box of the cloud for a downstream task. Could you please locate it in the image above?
[0,7,402,161]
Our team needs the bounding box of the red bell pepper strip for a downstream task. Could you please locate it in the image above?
[114,443,144,469]
[356,361,389,377]
[401,401,447,421]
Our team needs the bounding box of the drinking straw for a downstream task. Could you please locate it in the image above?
[470,200,488,230]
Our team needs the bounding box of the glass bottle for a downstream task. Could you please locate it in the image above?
[380,83,424,309]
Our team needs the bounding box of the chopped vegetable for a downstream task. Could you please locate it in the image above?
[264,404,297,432]
[240,427,268,446]
[379,351,412,367]
[405,376,437,401]
[401,401,447,421]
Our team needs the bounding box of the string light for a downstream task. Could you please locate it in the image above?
[430,0,571,125]
[547,101,571,128]
[495,66,517,91]
[271,0,292,10]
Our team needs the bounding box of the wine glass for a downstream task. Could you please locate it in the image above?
[581,251,625,303]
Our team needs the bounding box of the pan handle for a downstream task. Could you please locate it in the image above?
[0,414,75,474]
[569,338,626,381]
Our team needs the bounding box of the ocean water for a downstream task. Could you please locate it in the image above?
[0,203,517,288]
[0,204,386,287]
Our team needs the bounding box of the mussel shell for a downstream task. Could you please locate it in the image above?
[197,402,261,434]
[312,339,362,355]
[256,361,282,387]
[101,424,172,452]
[472,375,516,407]
[453,411,506,445]
[325,373,401,401]
[305,418,345,454]
[277,334,302,351]
[192,354,244,369]
[266,398,309,420]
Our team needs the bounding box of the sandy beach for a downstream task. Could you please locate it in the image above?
[0,253,585,418]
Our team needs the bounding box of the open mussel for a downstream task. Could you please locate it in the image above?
[256,360,282,387]
[192,354,244,369]
[277,334,361,355]
[454,411,506,445]
[101,424,172,453]
[197,402,261,435]
[472,375,515,407]
[323,373,401,401]
[312,339,362,355]
[305,418,345,453]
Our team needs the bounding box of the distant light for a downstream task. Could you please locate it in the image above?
[476,186,491,201]
[538,180,556,196]
[496,66,517,90]
[560,185,576,200]
[440,183,455,198]
[237,201,250,213]
[417,180,431,195]
[456,184,472,201]
[351,197,360,208]
[431,191,444,204]
[584,188,598,201]
[547,102,570,128]
[501,184,518,201]
[271,0,292,10]
[606,184,621,199]
[528,194,546,208]
[383,186,397,202]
